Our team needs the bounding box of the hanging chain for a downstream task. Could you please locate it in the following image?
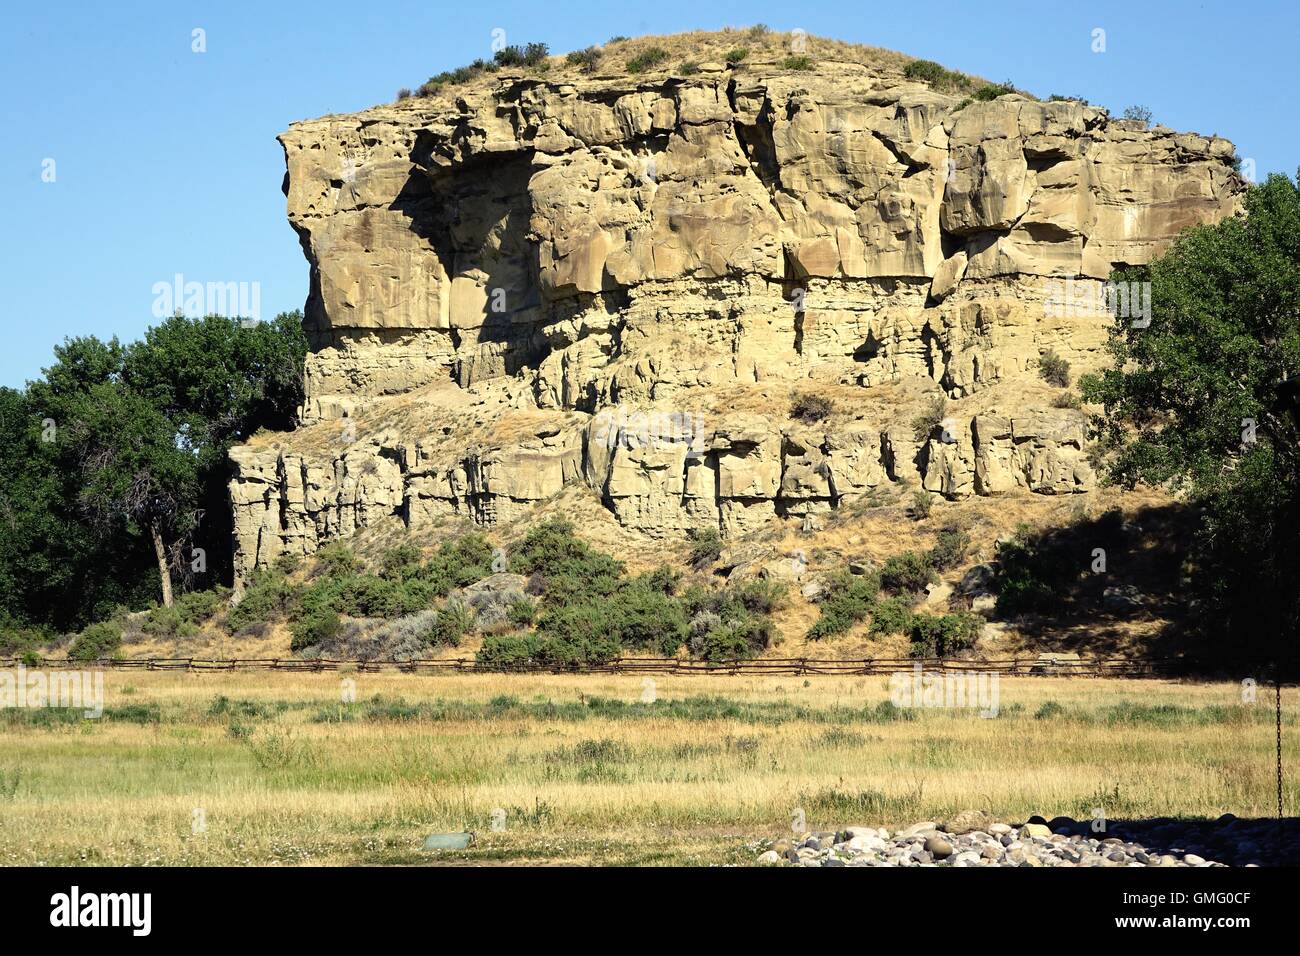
[1277,674,1284,821]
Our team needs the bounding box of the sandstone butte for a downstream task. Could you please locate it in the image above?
[227,30,1244,592]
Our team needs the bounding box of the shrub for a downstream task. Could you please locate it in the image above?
[688,527,723,569]
[68,622,122,661]
[427,600,473,647]
[626,47,668,73]
[608,35,629,44]
[1035,700,1066,719]
[870,596,914,636]
[1048,93,1089,105]
[790,391,834,423]
[912,395,947,442]
[339,574,425,618]
[0,624,49,656]
[316,542,358,577]
[782,55,813,71]
[175,589,224,623]
[678,61,700,76]
[638,565,681,595]
[565,46,602,72]
[807,571,879,640]
[226,569,295,632]
[928,527,970,570]
[880,551,936,595]
[972,81,1017,101]
[690,615,774,661]
[1122,104,1153,126]
[507,597,536,628]
[721,578,787,616]
[903,59,970,91]
[1037,350,1071,387]
[366,611,437,657]
[511,519,624,605]
[380,543,424,581]
[1053,391,1083,409]
[724,47,749,63]
[907,612,984,657]
[141,606,198,640]
[910,490,934,521]
[476,632,546,670]
[494,43,549,68]
[608,583,689,655]
[290,607,340,652]
[425,533,496,590]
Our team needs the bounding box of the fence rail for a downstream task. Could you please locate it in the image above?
[0,655,1191,677]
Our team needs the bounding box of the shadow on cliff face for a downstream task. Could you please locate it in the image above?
[390,148,547,383]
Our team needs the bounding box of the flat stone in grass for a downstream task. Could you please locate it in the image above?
[422,832,475,850]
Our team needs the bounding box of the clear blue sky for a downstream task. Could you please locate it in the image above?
[3,0,1295,388]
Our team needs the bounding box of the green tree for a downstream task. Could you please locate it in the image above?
[64,381,202,606]
[2,312,307,626]
[1081,172,1300,667]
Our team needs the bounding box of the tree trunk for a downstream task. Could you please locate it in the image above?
[151,522,174,607]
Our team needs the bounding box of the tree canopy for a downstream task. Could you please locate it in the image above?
[1082,172,1300,668]
[1,312,307,632]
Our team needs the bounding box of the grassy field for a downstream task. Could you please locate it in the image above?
[0,671,1293,866]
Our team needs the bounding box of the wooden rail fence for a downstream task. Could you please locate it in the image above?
[0,656,1185,677]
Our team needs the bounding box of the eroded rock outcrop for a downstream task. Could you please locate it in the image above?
[230,32,1243,582]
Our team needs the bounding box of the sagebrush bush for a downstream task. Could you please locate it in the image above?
[782,55,813,71]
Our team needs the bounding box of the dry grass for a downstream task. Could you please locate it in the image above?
[0,671,1292,865]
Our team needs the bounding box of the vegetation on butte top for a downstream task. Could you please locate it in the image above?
[382,26,1017,112]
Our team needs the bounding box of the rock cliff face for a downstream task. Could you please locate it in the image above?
[230,32,1243,583]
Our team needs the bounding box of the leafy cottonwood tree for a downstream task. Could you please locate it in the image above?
[1082,172,1300,668]
[2,312,307,626]
[63,381,200,607]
